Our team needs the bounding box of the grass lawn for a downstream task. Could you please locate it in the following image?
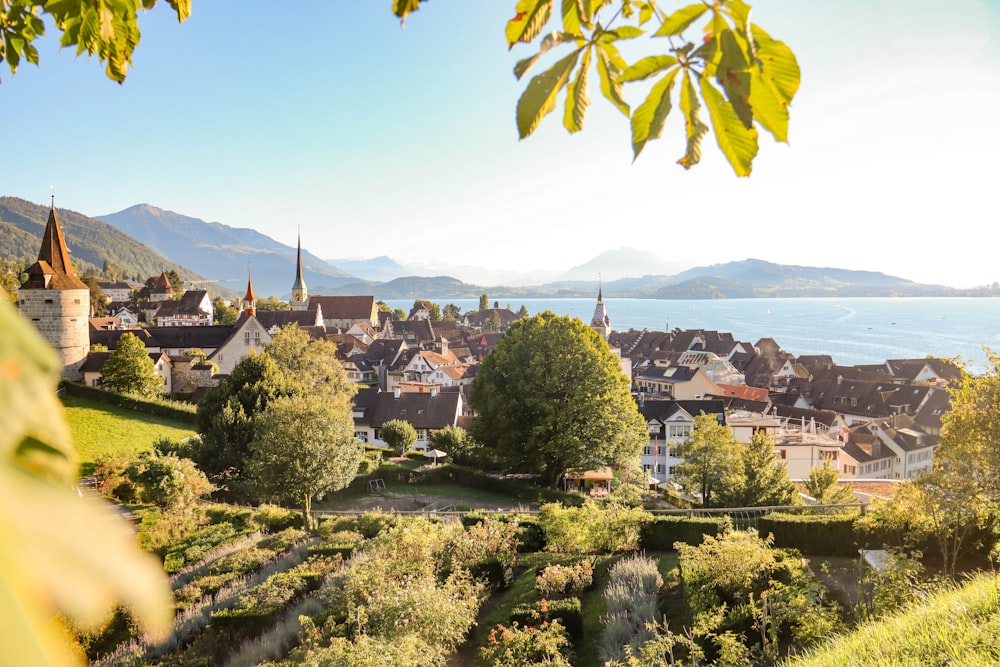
[62,394,198,475]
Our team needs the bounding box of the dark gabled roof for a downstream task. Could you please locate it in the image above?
[637,397,726,423]
[770,404,841,429]
[352,386,380,424]
[635,365,700,383]
[79,351,112,372]
[365,338,406,365]
[255,310,322,330]
[886,358,963,384]
[911,387,951,432]
[464,308,519,327]
[391,319,436,343]
[713,397,771,413]
[309,295,376,321]
[155,294,209,318]
[89,328,154,349]
[369,390,461,429]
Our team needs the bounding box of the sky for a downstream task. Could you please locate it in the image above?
[2,0,999,288]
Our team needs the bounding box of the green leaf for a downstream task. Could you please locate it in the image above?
[716,29,752,129]
[507,0,554,48]
[677,71,709,169]
[748,68,788,142]
[562,0,586,36]
[513,31,579,80]
[630,67,679,159]
[391,0,423,22]
[596,43,629,116]
[166,0,193,22]
[723,0,753,31]
[618,54,678,83]
[699,74,758,176]
[751,24,800,105]
[564,46,591,133]
[600,25,644,41]
[517,48,581,138]
[653,3,709,37]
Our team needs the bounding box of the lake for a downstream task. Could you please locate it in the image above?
[383,297,1000,372]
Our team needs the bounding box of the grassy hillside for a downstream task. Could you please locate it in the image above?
[785,573,1000,667]
[62,394,197,475]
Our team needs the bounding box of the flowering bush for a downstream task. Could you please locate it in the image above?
[480,621,572,667]
[536,560,594,599]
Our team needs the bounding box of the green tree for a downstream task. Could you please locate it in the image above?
[80,274,107,317]
[265,324,356,401]
[483,310,503,333]
[212,296,238,325]
[126,450,215,511]
[165,269,184,296]
[715,431,797,508]
[1,259,26,305]
[428,302,442,321]
[256,295,289,311]
[479,293,489,311]
[934,351,1000,503]
[673,412,739,508]
[392,307,407,321]
[804,461,857,505]
[248,394,362,530]
[470,311,646,487]
[517,304,529,318]
[443,303,462,321]
[380,418,417,454]
[99,332,164,398]
[192,352,297,482]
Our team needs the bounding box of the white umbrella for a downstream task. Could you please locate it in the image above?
[424,449,448,465]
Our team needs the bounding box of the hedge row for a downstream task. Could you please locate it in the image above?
[758,513,859,557]
[640,516,731,551]
[60,380,198,425]
[510,597,584,640]
[412,464,587,507]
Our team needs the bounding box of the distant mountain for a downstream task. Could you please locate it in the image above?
[559,247,686,282]
[327,256,412,283]
[97,204,357,299]
[652,259,949,298]
[0,197,201,284]
[320,275,486,300]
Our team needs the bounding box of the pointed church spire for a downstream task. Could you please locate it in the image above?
[24,198,87,289]
[291,228,308,309]
[597,273,604,304]
[242,264,257,318]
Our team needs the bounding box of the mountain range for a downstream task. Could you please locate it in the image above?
[3,197,993,300]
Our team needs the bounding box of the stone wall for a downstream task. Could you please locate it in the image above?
[18,287,90,381]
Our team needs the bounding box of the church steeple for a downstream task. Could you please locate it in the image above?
[590,275,611,340]
[290,229,308,310]
[23,199,87,290]
[241,265,257,319]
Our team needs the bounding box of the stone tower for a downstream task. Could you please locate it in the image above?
[19,201,91,380]
[290,231,308,311]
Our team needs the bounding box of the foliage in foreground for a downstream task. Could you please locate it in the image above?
[784,573,1000,667]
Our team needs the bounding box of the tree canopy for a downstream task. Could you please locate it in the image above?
[380,419,417,454]
[470,310,646,487]
[248,394,362,529]
[100,332,164,398]
[673,412,738,508]
[715,430,797,508]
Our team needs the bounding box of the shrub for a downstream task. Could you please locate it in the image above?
[759,512,859,556]
[448,516,520,587]
[257,528,308,553]
[253,504,302,532]
[599,554,663,664]
[539,501,650,553]
[479,621,573,666]
[536,560,594,599]
[355,510,400,539]
[204,504,257,531]
[639,515,730,551]
[161,522,247,574]
[509,597,584,640]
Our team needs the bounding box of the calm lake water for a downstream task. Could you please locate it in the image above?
[384,297,1000,372]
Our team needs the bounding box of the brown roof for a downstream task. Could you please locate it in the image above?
[22,205,88,290]
[309,295,376,321]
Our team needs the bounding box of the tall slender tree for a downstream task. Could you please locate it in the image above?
[673,413,739,508]
[715,431,797,508]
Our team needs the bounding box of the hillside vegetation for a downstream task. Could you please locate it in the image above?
[785,573,1000,667]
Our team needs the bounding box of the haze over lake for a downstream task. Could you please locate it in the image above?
[384,297,1000,372]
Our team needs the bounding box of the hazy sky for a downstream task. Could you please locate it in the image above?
[3,1,999,288]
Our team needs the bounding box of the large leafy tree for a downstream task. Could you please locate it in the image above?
[470,311,646,487]
[248,394,362,530]
[100,332,164,397]
[804,460,857,506]
[673,412,738,508]
[715,431,797,508]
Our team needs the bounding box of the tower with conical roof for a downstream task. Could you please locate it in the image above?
[19,199,91,380]
[290,230,308,311]
[590,278,611,340]
[241,265,257,319]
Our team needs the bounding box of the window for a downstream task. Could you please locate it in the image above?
[642,446,651,456]
[44,298,53,304]
[669,424,692,439]
[779,449,786,459]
